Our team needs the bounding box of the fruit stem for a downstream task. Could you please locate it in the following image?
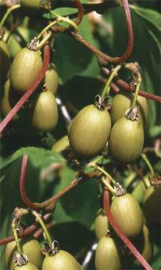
[124,172,136,188]
[101,65,122,99]
[37,31,52,50]
[31,210,52,245]
[12,218,23,254]
[50,10,79,32]
[0,4,20,29]
[101,177,117,196]
[141,153,155,176]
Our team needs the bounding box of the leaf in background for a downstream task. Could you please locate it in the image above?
[54,16,98,83]
[0,147,63,238]
[53,165,100,228]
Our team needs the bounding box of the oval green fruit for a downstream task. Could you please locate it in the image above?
[31,90,58,132]
[69,104,111,156]
[111,193,143,238]
[52,135,69,153]
[143,185,161,226]
[0,40,10,81]
[94,209,109,240]
[109,117,144,164]
[10,48,42,93]
[95,236,123,270]
[42,250,82,270]
[5,237,43,269]
[44,65,59,94]
[132,181,146,204]
[110,90,148,127]
[14,262,38,270]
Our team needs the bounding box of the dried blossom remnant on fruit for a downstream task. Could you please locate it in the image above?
[150,174,161,186]
[27,37,39,51]
[40,0,51,9]
[94,95,112,111]
[115,182,127,196]
[43,240,60,256]
[14,252,28,266]
[13,207,28,220]
[125,107,139,121]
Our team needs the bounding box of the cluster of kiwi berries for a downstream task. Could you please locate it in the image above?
[5,237,82,270]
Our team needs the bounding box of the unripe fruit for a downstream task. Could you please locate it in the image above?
[132,181,146,204]
[10,48,42,93]
[52,135,69,153]
[1,79,19,120]
[31,90,58,132]
[111,193,143,238]
[42,250,82,270]
[94,209,109,240]
[0,40,10,81]
[14,262,38,270]
[5,237,43,269]
[143,185,161,226]
[20,0,42,10]
[44,65,59,94]
[69,105,111,156]
[95,236,123,270]
[110,91,148,126]
[109,117,144,164]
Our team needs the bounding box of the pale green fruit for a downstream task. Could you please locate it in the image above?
[0,40,10,81]
[10,48,42,93]
[111,193,143,239]
[5,237,43,269]
[69,105,111,156]
[95,236,123,270]
[31,90,58,132]
[52,136,69,153]
[109,117,144,164]
[44,65,59,94]
[132,181,146,204]
[42,250,82,270]
[21,0,42,9]
[111,90,148,127]
[14,262,38,270]
[143,185,161,226]
[94,209,109,240]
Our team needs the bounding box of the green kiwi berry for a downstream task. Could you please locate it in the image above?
[5,237,43,269]
[132,181,146,204]
[94,209,109,240]
[111,193,143,238]
[95,236,123,270]
[109,117,144,164]
[42,250,82,270]
[143,185,161,226]
[10,48,42,93]
[31,89,58,132]
[44,64,59,94]
[52,135,69,153]
[14,262,38,270]
[110,90,148,127]
[69,104,111,156]
[0,40,10,81]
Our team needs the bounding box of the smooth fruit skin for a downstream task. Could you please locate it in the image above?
[95,236,123,270]
[0,40,10,81]
[21,0,42,9]
[132,181,146,204]
[110,91,148,126]
[94,209,109,240]
[5,237,43,269]
[42,250,82,270]
[69,105,111,156]
[14,262,38,270]
[44,66,59,94]
[10,48,42,93]
[143,185,161,226]
[109,117,144,164]
[111,193,143,239]
[52,135,69,153]
[31,90,58,132]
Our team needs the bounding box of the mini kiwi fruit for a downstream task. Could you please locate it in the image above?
[111,193,143,239]
[42,250,82,270]
[95,236,123,270]
[68,104,111,156]
[0,40,10,82]
[31,89,58,132]
[44,64,59,94]
[52,135,69,153]
[10,47,42,93]
[94,208,109,240]
[109,117,144,164]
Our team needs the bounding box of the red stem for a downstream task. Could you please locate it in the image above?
[0,43,50,134]
[103,189,153,270]
[73,0,84,26]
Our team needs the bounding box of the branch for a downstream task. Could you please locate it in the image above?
[73,0,84,26]
[0,42,50,134]
[103,188,153,270]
